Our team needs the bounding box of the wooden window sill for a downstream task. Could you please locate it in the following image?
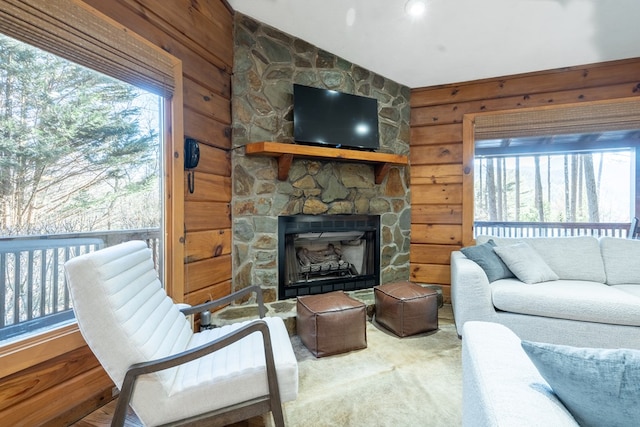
[0,323,85,378]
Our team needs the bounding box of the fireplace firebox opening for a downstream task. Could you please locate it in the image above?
[278,214,380,300]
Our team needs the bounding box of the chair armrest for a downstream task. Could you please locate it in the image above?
[112,318,280,427]
[180,284,266,318]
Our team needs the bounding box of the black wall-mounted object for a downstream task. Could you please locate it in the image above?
[293,84,380,151]
[184,137,200,194]
[184,138,200,169]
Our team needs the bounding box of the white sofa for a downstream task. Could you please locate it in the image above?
[451,235,640,349]
[463,321,640,427]
[462,321,580,427]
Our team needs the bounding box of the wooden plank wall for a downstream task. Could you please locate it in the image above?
[0,1,234,424]
[409,57,640,302]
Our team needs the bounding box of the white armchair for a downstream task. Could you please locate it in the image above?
[64,240,298,426]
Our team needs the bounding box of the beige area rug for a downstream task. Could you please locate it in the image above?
[276,305,462,427]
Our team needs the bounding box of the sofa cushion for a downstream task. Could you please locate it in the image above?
[612,285,640,298]
[493,242,559,284]
[460,239,514,282]
[600,237,640,285]
[521,340,640,427]
[477,236,606,282]
[491,280,640,326]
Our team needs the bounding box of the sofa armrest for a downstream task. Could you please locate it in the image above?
[450,251,496,336]
[462,321,579,427]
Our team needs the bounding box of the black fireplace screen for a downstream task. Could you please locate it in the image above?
[278,215,380,299]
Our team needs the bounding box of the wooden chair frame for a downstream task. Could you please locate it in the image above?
[111,285,285,427]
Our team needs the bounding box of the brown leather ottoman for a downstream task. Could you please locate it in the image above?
[374,281,439,337]
[296,291,367,357]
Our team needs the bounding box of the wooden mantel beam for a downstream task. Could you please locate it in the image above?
[245,141,408,184]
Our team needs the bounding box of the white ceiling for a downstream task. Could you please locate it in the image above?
[227,0,640,89]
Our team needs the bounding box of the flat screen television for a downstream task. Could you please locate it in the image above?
[293,84,380,150]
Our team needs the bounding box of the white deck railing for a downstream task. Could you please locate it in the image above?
[0,229,160,342]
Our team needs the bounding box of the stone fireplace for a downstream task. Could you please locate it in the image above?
[230,14,411,303]
[278,214,380,299]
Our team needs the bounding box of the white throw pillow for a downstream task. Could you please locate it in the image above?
[460,239,515,282]
[476,235,606,282]
[493,242,559,284]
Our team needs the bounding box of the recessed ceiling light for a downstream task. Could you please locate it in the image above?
[405,0,427,17]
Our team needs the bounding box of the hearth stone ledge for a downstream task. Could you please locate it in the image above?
[209,284,443,336]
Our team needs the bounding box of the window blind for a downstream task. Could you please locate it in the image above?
[0,0,175,97]
[474,98,640,140]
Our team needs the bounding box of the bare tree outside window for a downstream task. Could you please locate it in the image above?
[475,149,632,224]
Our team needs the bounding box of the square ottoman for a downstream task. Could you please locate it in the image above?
[296,291,367,357]
[374,281,439,337]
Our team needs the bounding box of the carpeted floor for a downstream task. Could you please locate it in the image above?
[275,304,462,427]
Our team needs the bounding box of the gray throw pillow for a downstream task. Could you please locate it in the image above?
[493,242,559,284]
[521,340,640,427]
[460,239,514,282]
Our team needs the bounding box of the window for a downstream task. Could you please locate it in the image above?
[0,33,162,343]
[474,135,634,223]
[0,0,183,386]
[464,99,640,240]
